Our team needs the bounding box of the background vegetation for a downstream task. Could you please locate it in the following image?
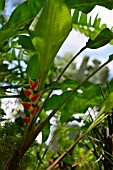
[0,0,113,169]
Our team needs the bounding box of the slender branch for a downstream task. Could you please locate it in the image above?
[20,46,87,150]
[41,45,87,111]
[6,58,111,170]
[47,111,111,170]
[23,59,111,161]
[1,46,86,100]
[19,46,86,150]
[42,59,110,125]
[5,47,112,170]
[41,59,111,170]
[47,130,89,170]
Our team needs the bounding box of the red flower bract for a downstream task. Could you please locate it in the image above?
[31,92,40,104]
[31,80,39,91]
[23,117,30,125]
[30,108,36,115]
[29,79,34,87]
[23,89,32,98]
[29,79,39,91]
[22,102,32,109]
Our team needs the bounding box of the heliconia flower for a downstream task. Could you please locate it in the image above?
[30,106,41,115]
[23,117,30,125]
[29,79,39,91]
[22,102,32,109]
[30,108,36,115]
[31,92,41,105]
[31,80,39,91]
[29,79,34,87]
[23,88,33,98]
[37,106,41,112]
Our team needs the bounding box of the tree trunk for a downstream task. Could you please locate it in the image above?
[103,126,113,170]
[5,150,22,170]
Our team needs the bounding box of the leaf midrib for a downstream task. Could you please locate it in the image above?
[39,1,55,88]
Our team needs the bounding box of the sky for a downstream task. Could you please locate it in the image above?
[58,5,113,79]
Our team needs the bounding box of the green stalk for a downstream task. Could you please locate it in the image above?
[44,58,112,169]
[41,58,111,125]
[40,45,87,111]
[5,54,112,170]
[20,46,87,149]
[20,58,111,162]
[18,46,87,151]
[47,111,111,170]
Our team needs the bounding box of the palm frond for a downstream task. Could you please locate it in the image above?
[72,9,107,40]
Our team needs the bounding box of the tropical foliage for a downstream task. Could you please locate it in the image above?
[0,0,113,169]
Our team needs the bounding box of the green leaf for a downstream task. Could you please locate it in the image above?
[54,79,80,89]
[82,84,101,99]
[45,83,103,123]
[0,0,5,14]
[93,14,101,29]
[42,122,50,143]
[73,9,107,40]
[46,79,80,90]
[39,109,50,143]
[0,0,45,48]
[63,155,74,164]
[72,9,79,23]
[29,0,72,90]
[18,35,35,51]
[65,0,113,13]
[108,54,113,61]
[60,95,103,123]
[105,79,113,93]
[26,54,40,79]
[96,92,113,119]
[2,0,44,30]
[44,91,72,111]
[86,28,113,49]
[60,84,103,123]
[79,12,87,25]
[64,0,94,13]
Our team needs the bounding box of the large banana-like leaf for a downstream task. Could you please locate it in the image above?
[65,0,113,13]
[0,0,45,48]
[29,0,72,90]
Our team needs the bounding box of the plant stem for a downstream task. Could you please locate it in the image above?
[18,46,87,154]
[44,59,112,169]
[42,59,111,125]
[41,45,87,111]
[28,59,111,166]
[5,150,22,170]
[46,112,111,170]
[47,129,89,170]
[5,57,112,170]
